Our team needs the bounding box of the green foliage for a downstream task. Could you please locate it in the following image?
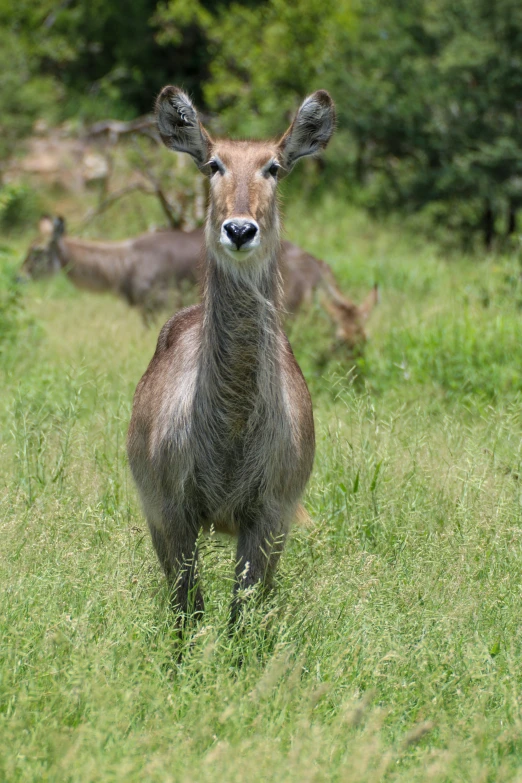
[2,0,522,243]
[203,0,354,137]
[0,182,41,230]
[2,0,521,242]
[0,26,61,160]
[0,250,38,370]
[0,281,24,353]
[195,0,522,245]
[0,0,215,161]
[342,0,522,246]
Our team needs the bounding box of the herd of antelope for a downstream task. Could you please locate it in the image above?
[22,215,377,351]
[21,86,378,627]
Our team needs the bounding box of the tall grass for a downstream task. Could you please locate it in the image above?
[1,197,521,781]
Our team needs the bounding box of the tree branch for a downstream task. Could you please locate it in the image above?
[78,183,156,229]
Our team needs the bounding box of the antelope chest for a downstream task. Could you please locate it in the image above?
[180,388,296,513]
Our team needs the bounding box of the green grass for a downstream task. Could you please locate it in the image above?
[1,196,522,781]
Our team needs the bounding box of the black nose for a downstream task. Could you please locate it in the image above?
[224,221,258,249]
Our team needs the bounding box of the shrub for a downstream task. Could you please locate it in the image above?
[0,250,39,370]
[0,182,41,232]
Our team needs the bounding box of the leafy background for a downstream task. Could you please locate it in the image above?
[2,0,522,245]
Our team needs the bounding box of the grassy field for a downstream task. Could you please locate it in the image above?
[1,194,522,782]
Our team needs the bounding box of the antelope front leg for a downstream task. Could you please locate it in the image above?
[230,506,291,627]
[149,513,204,620]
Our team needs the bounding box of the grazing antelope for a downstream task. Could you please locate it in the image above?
[281,242,379,351]
[21,218,377,347]
[20,216,204,322]
[127,86,336,622]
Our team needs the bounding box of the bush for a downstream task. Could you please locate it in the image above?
[0,250,39,370]
[0,183,42,232]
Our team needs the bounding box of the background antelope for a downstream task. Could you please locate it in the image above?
[127,86,335,622]
[281,243,379,351]
[21,218,377,347]
[20,216,203,322]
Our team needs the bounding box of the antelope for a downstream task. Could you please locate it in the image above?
[126,85,336,623]
[20,216,203,322]
[21,218,377,347]
[281,243,379,351]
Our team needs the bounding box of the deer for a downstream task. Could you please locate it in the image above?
[126,85,336,625]
[21,218,378,347]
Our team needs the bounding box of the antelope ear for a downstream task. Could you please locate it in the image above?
[53,216,65,240]
[156,86,212,170]
[278,90,336,173]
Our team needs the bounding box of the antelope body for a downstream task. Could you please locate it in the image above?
[22,221,377,347]
[21,217,203,317]
[127,85,336,620]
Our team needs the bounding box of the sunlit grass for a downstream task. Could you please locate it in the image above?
[1,197,522,781]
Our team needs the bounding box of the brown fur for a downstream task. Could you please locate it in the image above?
[20,219,204,321]
[127,86,336,623]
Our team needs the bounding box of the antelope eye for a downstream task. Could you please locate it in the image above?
[267,163,280,178]
[209,160,223,176]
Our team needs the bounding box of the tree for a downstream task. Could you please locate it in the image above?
[199,0,522,246]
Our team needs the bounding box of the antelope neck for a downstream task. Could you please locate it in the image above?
[200,249,283,412]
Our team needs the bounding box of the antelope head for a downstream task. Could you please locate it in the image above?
[20,216,65,279]
[156,87,335,267]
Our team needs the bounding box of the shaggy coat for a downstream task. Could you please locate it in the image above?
[126,86,336,618]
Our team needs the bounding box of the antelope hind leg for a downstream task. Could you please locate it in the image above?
[229,504,293,627]
[148,512,204,620]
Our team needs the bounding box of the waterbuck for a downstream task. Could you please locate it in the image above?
[21,218,377,348]
[127,86,335,622]
[20,216,203,321]
[281,243,379,351]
